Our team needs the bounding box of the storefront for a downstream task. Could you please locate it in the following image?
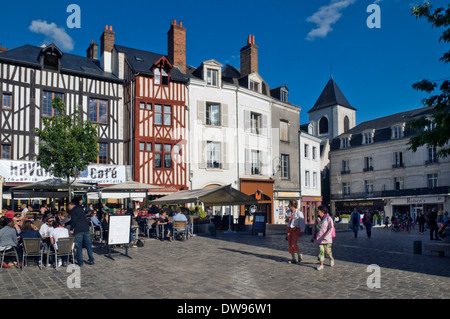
[240,178,274,224]
[387,195,448,220]
[301,196,323,224]
[332,199,385,217]
[273,190,301,225]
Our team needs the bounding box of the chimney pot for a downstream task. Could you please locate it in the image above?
[240,35,258,76]
[179,21,183,27]
[110,25,113,31]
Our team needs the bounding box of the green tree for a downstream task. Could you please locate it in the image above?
[35,97,100,201]
[407,2,450,158]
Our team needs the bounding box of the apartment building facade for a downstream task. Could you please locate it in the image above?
[329,106,450,218]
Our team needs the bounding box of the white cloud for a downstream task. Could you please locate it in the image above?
[29,20,74,51]
[306,0,357,41]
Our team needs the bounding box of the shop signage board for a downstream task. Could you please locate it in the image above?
[0,160,126,185]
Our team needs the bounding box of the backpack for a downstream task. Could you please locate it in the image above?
[352,213,359,226]
[136,239,144,247]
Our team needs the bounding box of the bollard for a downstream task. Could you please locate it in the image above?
[209,224,217,236]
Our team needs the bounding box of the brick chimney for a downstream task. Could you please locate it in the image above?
[0,44,8,53]
[240,34,258,76]
[100,25,115,73]
[167,20,186,73]
[86,40,99,60]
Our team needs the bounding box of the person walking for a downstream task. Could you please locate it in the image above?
[311,205,335,271]
[68,201,95,266]
[350,208,361,238]
[285,200,305,264]
[363,209,373,238]
[427,208,440,241]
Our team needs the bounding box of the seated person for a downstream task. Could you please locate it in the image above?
[19,221,43,241]
[90,211,101,229]
[39,216,55,246]
[172,208,189,239]
[157,210,172,241]
[49,220,70,267]
[0,217,20,268]
[19,220,44,265]
[101,212,109,243]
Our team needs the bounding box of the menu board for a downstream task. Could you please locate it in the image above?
[108,215,131,245]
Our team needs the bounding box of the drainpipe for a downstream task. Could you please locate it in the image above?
[0,176,4,212]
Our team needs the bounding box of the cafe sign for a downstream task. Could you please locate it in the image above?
[0,160,126,185]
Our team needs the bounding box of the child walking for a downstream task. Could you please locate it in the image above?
[311,205,335,271]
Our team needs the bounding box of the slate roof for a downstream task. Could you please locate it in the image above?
[115,45,188,83]
[308,77,355,113]
[329,106,433,151]
[0,44,121,82]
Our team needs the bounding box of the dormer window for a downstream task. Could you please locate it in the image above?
[362,130,374,145]
[392,124,404,139]
[39,44,63,72]
[153,56,171,86]
[340,136,351,149]
[281,90,288,102]
[154,67,169,85]
[206,69,218,86]
[250,80,259,92]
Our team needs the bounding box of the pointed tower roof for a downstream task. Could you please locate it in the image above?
[308,77,356,113]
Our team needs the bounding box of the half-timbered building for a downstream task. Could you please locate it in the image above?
[0,33,126,195]
[111,21,189,195]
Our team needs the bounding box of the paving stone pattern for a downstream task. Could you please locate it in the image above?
[0,226,449,299]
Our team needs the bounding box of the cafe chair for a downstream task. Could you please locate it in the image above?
[47,237,75,269]
[173,221,189,241]
[0,245,21,272]
[22,238,45,270]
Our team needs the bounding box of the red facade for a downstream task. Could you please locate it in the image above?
[133,57,188,193]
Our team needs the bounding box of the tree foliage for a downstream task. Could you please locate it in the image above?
[407,2,450,158]
[35,97,100,193]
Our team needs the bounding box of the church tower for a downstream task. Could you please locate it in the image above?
[308,77,356,142]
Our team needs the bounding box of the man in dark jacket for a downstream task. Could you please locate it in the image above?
[427,208,440,241]
[69,201,95,266]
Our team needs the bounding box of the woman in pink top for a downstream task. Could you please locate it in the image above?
[311,205,335,271]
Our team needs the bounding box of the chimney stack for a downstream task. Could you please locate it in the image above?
[240,34,258,76]
[0,44,8,53]
[86,40,99,60]
[168,20,186,73]
[100,25,115,73]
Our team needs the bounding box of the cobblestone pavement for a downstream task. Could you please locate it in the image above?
[0,226,449,300]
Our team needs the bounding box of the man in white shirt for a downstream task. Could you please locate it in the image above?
[39,216,55,246]
[285,200,305,264]
[50,219,70,267]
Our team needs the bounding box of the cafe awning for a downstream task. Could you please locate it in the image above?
[151,184,258,206]
[86,180,163,200]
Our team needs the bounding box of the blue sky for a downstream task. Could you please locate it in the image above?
[0,0,448,126]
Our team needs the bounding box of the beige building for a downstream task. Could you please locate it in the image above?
[329,106,450,219]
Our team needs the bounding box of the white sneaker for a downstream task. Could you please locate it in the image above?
[298,254,303,263]
[57,260,62,267]
[330,259,335,267]
[317,265,324,271]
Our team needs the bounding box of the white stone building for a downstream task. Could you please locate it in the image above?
[329,106,450,219]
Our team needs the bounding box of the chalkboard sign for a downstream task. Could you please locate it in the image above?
[108,215,131,245]
[252,212,266,236]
